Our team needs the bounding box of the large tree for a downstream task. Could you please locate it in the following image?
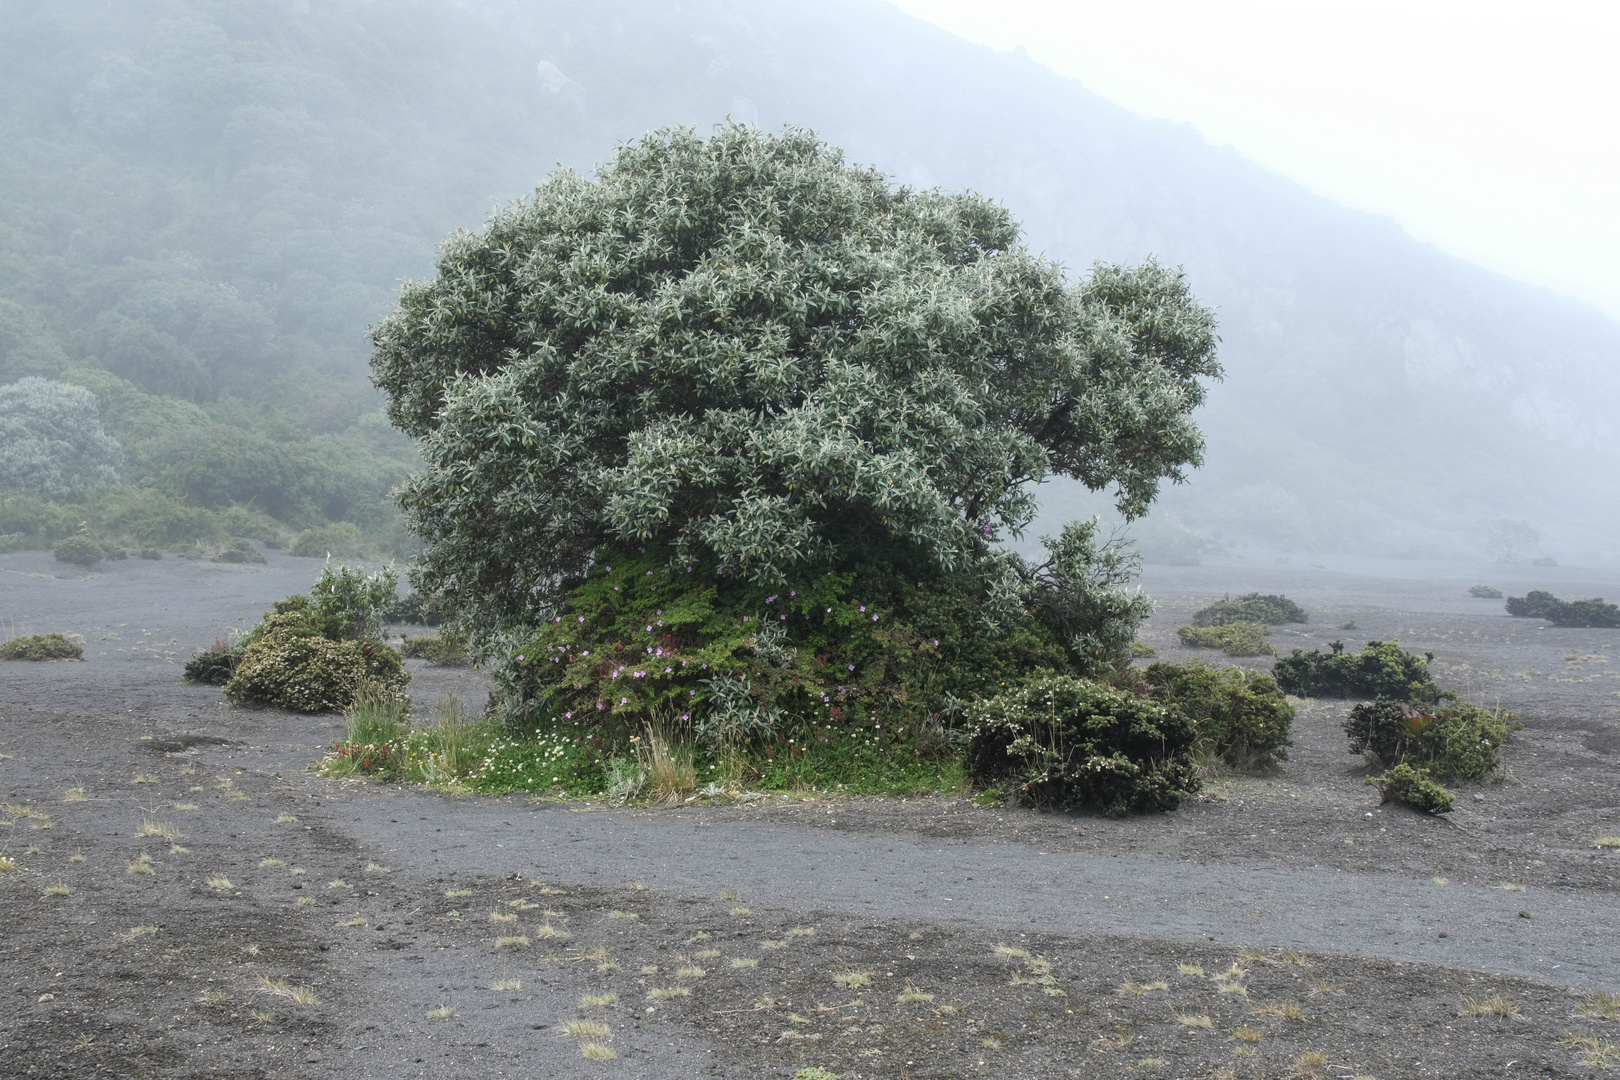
[372,125,1220,630]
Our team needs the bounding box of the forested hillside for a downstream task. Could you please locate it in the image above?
[2,0,1616,562]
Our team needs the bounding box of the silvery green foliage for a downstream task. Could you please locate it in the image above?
[0,377,124,498]
[309,561,399,640]
[372,126,1220,628]
[748,622,797,668]
[698,673,785,746]
[1029,519,1155,676]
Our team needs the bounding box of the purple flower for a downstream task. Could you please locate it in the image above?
[578,616,585,623]
[620,697,627,704]
[859,605,866,612]
[517,655,525,661]
[872,615,878,621]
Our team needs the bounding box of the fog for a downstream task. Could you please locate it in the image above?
[2,0,1616,564]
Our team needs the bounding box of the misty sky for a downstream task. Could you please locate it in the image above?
[893,0,1620,320]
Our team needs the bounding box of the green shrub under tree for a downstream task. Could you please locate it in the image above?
[964,676,1199,816]
[1369,763,1454,814]
[1342,697,1509,780]
[1175,621,1273,656]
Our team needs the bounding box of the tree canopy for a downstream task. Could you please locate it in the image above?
[373,125,1220,629]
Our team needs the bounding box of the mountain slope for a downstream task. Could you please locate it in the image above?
[2,0,1614,560]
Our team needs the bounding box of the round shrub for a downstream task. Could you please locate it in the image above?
[965,676,1199,816]
[1192,593,1305,627]
[1175,621,1272,656]
[1343,697,1508,781]
[182,639,238,685]
[224,622,407,713]
[1272,639,1436,701]
[0,632,84,661]
[1369,763,1453,814]
[1143,661,1293,769]
[52,531,105,567]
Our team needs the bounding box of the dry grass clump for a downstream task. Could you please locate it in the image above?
[365,861,390,873]
[608,910,640,920]
[993,943,1030,959]
[255,976,318,1005]
[296,897,315,907]
[784,927,815,938]
[1290,1050,1328,1077]
[1231,1026,1265,1042]
[274,814,298,823]
[491,979,521,991]
[338,915,367,928]
[43,881,70,897]
[1564,1033,1620,1068]
[63,787,86,802]
[581,1043,617,1060]
[495,935,530,948]
[677,965,708,980]
[694,949,721,960]
[489,911,517,923]
[1176,1011,1213,1028]
[1178,964,1205,977]
[649,986,690,1000]
[832,969,871,989]
[126,854,155,875]
[201,988,229,1004]
[731,957,759,969]
[1460,994,1521,1017]
[535,923,569,940]
[259,858,284,868]
[427,1005,456,1019]
[581,992,619,1007]
[1580,989,1619,1021]
[639,724,697,804]
[564,1020,611,1038]
[207,877,233,891]
[1595,837,1620,849]
[1118,980,1168,995]
[444,887,472,898]
[138,818,182,839]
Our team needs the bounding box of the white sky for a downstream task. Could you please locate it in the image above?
[890,0,1620,320]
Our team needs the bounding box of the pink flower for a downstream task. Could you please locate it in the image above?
[620,697,628,704]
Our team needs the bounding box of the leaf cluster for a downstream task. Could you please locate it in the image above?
[1505,591,1620,628]
[1191,593,1306,627]
[1343,698,1509,781]
[0,632,85,661]
[1143,661,1293,769]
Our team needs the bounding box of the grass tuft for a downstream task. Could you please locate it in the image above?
[296,897,315,907]
[785,927,815,938]
[138,818,181,839]
[64,787,86,802]
[1564,1033,1620,1068]
[491,979,521,992]
[207,877,233,891]
[730,906,752,916]
[608,910,640,920]
[44,881,70,897]
[256,975,318,1005]
[427,1005,456,1019]
[581,1042,617,1060]
[677,965,708,980]
[259,858,284,868]
[1460,994,1520,1017]
[1596,837,1620,849]
[581,992,619,1007]
[1254,1001,1306,1020]
[444,887,472,898]
[564,1019,611,1038]
[1231,1026,1265,1042]
[649,986,690,1000]
[832,969,871,989]
[126,855,155,875]
[365,861,390,873]
[993,944,1030,959]
[1178,964,1205,977]
[1580,989,1620,1021]
[489,911,517,923]
[731,957,759,969]
[1176,1012,1213,1028]
[274,814,298,823]
[338,915,367,928]
[201,988,229,1004]
[495,935,530,948]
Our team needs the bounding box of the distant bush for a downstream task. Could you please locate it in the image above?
[1144,661,1293,769]
[220,565,407,712]
[1192,593,1306,627]
[1176,621,1272,656]
[224,609,407,713]
[1273,640,1438,702]
[211,539,266,564]
[965,675,1199,816]
[1505,591,1620,628]
[290,522,366,559]
[1128,639,1156,658]
[1370,763,1453,814]
[1,632,84,661]
[1505,590,1560,618]
[399,631,470,666]
[1468,585,1503,599]
[182,638,239,685]
[1343,697,1508,780]
[52,531,105,567]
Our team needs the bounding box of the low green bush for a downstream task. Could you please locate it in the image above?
[964,675,1199,816]
[224,617,407,713]
[1369,763,1453,814]
[1128,640,1157,658]
[0,632,84,660]
[399,631,470,666]
[52,531,104,567]
[1192,593,1306,627]
[1272,640,1438,702]
[182,638,239,685]
[211,539,266,564]
[1176,621,1273,656]
[290,522,366,559]
[387,591,445,626]
[1343,697,1508,780]
[1468,585,1503,599]
[1144,661,1293,769]
[1505,590,1560,618]
[1505,591,1620,628]
[220,565,408,712]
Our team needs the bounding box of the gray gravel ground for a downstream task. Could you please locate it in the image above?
[3,547,1619,1078]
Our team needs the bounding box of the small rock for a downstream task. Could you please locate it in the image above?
[1518,911,1531,919]
[1438,932,1447,938]
[37,993,54,1003]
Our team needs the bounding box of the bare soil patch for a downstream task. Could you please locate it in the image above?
[2,550,1618,1077]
